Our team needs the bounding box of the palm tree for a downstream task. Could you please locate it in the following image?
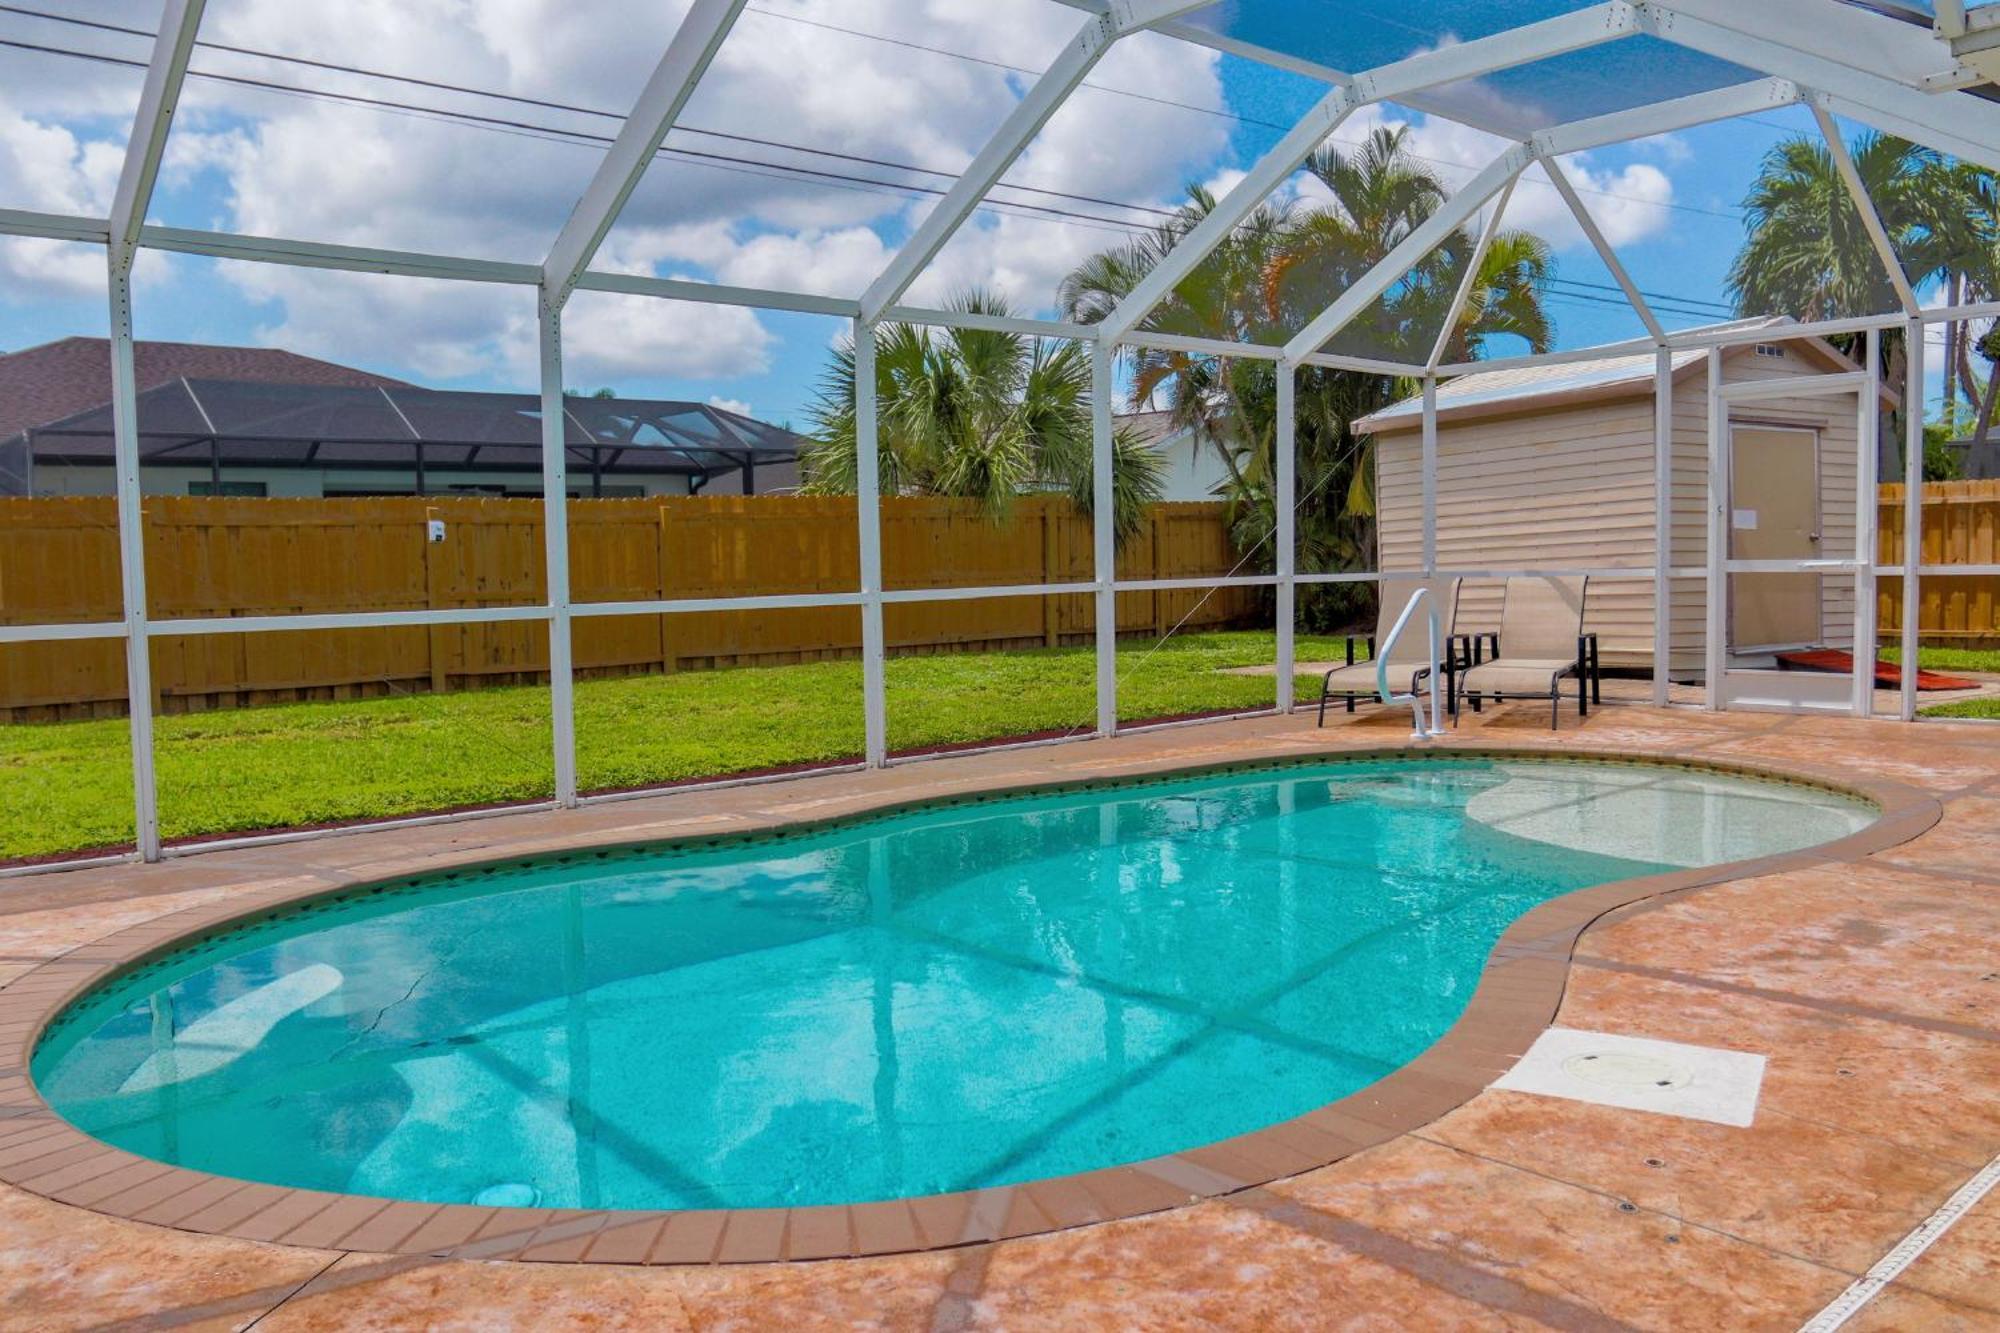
[1728,134,1949,323]
[1730,130,1994,468]
[1058,126,1555,626]
[800,291,1165,541]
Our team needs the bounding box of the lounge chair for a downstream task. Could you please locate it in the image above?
[1454,575,1599,730]
[1316,576,1462,726]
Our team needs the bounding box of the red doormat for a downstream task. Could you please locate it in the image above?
[1775,649,1979,691]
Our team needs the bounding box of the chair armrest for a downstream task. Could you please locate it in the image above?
[1478,631,1499,664]
[1447,633,1475,673]
[1343,634,1377,666]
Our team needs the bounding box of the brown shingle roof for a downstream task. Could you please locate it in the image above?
[0,337,412,442]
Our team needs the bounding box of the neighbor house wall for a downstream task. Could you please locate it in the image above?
[1375,339,1862,678]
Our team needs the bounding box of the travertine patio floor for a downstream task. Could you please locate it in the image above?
[2,699,1996,1331]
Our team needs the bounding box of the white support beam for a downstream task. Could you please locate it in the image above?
[1351,3,1640,104]
[1535,78,1799,157]
[1855,326,1882,718]
[1421,377,1439,577]
[144,226,539,285]
[578,270,856,316]
[882,306,1095,341]
[107,268,159,859]
[1046,0,1569,139]
[1649,0,1960,89]
[1092,340,1119,737]
[542,0,746,306]
[1938,0,1969,39]
[1275,361,1296,713]
[1810,102,1920,318]
[1101,3,1640,345]
[859,4,1212,324]
[1901,317,1924,721]
[0,208,109,244]
[855,320,888,767]
[1298,351,1435,377]
[1704,346,1727,710]
[1641,3,2000,174]
[105,0,206,861]
[1652,346,1673,705]
[110,0,205,266]
[1107,0,1219,29]
[1541,159,1666,344]
[1426,176,1520,372]
[538,299,578,807]
[1283,145,1535,363]
[1096,84,1335,342]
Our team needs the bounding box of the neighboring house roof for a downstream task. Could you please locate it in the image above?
[1116,410,1187,448]
[21,378,803,479]
[1354,318,1887,434]
[0,337,411,443]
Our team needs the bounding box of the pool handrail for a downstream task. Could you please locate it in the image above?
[1377,585,1446,741]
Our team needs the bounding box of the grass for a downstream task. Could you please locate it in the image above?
[1874,645,2000,719]
[0,632,1344,862]
[1921,698,2000,719]
[1878,645,2000,675]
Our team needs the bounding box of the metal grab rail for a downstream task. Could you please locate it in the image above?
[1376,586,1446,741]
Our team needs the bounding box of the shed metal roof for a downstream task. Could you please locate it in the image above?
[1354,319,1823,433]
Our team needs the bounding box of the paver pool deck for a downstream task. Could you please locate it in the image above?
[1,699,1996,1330]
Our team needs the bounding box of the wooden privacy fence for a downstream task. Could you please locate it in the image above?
[0,494,1256,716]
[1878,480,2000,648]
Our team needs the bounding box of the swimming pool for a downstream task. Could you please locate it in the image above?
[33,757,1872,1213]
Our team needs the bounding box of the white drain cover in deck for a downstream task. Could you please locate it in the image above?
[1494,1028,1766,1127]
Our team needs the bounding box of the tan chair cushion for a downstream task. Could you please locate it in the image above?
[1322,661,1434,696]
[1460,658,1578,697]
[1496,575,1588,661]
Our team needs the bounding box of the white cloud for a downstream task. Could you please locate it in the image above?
[1,0,1222,367]
[707,395,752,415]
[0,100,123,301]
[563,290,773,384]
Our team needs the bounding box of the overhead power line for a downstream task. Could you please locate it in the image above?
[0,8,1750,319]
[0,1,1756,225]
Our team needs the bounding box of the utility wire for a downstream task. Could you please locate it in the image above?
[5,25,1751,320]
[0,12,1758,319]
[0,1,1758,226]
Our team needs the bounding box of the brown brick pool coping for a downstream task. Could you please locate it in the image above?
[0,745,1940,1266]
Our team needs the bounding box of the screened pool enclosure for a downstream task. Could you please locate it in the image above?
[4,0,1999,866]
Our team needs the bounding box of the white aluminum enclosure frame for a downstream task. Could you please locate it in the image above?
[3,0,1995,872]
[1707,370,1880,714]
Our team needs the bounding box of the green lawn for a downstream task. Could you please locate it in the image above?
[1921,698,2000,719]
[1879,645,2000,674]
[1,632,1344,862]
[1876,646,2000,719]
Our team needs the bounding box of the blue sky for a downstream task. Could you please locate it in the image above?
[0,0,1953,427]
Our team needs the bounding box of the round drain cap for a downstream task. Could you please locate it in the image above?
[474,1182,541,1208]
[1562,1050,1692,1092]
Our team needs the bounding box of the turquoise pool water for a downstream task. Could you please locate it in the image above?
[33,758,1872,1211]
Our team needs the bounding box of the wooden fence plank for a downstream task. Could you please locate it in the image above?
[1879,481,2000,647]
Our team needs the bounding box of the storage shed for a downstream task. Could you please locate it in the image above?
[1357,319,1893,680]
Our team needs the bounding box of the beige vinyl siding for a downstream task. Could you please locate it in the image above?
[1375,340,1862,677]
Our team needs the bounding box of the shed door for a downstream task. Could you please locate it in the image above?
[1729,426,1821,651]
